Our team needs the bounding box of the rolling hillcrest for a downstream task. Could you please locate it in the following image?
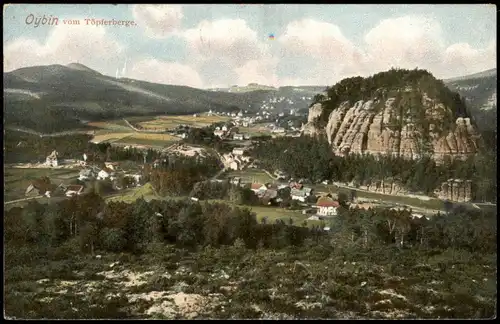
[443,68,497,132]
[3,64,496,137]
[3,64,323,133]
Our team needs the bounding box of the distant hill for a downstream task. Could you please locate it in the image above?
[3,64,275,133]
[3,64,324,133]
[444,68,497,133]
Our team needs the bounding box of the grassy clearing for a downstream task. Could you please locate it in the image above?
[244,205,321,227]
[113,138,178,148]
[105,183,162,203]
[238,125,273,136]
[313,184,446,211]
[4,168,80,202]
[92,133,133,143]
[138,114,230,131]
[106,185,321,227]
[87,121,131,132]
[220,169,275,184]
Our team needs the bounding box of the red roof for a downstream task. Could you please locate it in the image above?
[317,197,339,207]
[251,183,265,190]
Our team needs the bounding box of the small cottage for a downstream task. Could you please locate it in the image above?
[229,160,240,171]
[97,168,112,180]
[45,150,59,167]
[250,183,268,194]
[232,148,246,156]
[291,187,313,202]
[233,133,245,141]
[65,185,84,197]
[214,130,225,138]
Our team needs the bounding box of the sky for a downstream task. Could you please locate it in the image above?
[3,4,497,88]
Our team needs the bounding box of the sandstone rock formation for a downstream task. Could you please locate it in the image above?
[301,103,326,137]
[434,179,473,202]
[302,97,481,162]
[359,180,408,196]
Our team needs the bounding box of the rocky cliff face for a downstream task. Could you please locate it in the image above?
[434,179,473,202]
[359,180,408,196]
[301,103,325,137]
[302,96,481,162]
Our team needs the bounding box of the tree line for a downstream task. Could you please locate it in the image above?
[4,191,496,258]
[143,154,222,197]
[4,132,164,164]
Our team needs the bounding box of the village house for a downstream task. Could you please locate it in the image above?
[97,168,113,181]
[291,186,313,202]
[65,185,84,197]
[222,125,229,132]
[25,177,65,198]
[229,160,240,171]
[250,183,268,195]
[233,133,245,141]
[232,147,246,156]
[259,189,278,205]
[230,177,241,186]
[79,169,96,181]
[214,130,225,138]
[104,162,119,171]
[45,150,59,167]
[125,174,143,187]
[242,121,249,127]
[316,196,340,217]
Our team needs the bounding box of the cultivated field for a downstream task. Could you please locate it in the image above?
[4,168,80,202]
[244,205,322,227]
[87,122,131,133]
[219,169,275,184]
[91,133,133,144]
[137,114,230,131]
[114,133,181,148]
[312,182,448,212]
[238,124,273,136]
[87,114,227,146]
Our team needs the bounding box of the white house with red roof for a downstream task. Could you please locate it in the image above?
[316,196,339,217]
[250,183,268,194]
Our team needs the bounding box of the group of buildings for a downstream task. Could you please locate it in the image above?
[27,151,144,199]
[244,179,340,218]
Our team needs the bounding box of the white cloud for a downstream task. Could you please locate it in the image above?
[4,24,123,73]
[183,19,265,68]
[235,57,279,87]
[442,41,496,77]
[279,19,359,61]
[127,58,203,88]
[4,12,496,88]
[132,5,183,39]
[278,16,496,85]
[278,18,366,82]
